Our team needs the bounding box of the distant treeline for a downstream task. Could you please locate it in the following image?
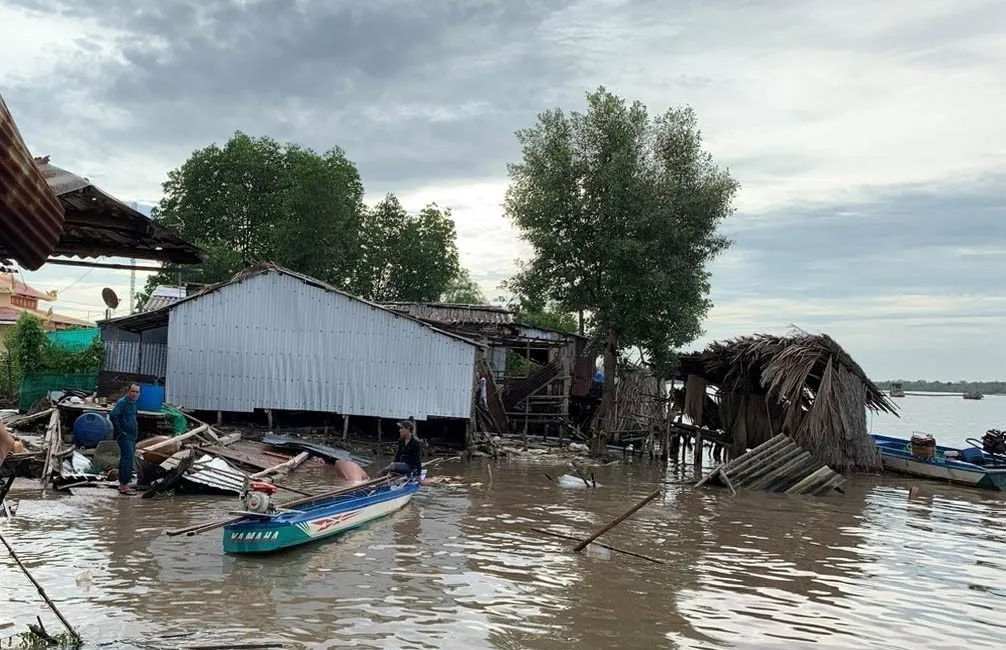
[878,380,1006,395]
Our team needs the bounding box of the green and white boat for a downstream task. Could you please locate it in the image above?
[223,472,424,554]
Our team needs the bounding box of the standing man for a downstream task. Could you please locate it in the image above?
[379,420,422,477]
[110,383,140,495]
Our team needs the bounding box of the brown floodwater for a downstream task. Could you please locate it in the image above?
[2,452,1005,650]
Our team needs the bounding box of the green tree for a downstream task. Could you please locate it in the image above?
[141,134,464,306]
[140,132,365,301]
[440,268,486,304]
[505,87,739,453]
[354,194,461,302]
[5,313,49,373]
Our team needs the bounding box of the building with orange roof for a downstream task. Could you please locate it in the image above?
[0,273,94,347]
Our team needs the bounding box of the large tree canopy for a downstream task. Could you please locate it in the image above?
[505,87,739,452]
[354,194,461,302]
[141,132,465,304]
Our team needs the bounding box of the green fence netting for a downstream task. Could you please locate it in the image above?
[19,372,99,411]
[47,327,100,351]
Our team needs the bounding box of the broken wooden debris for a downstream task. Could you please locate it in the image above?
[694,433,845,496]
[574,489,662,552]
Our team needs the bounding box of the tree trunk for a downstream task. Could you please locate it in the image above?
[590,328,619,456]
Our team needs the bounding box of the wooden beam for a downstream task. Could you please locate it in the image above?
[45,258,164,272]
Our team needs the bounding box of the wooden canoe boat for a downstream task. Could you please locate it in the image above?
[871,434,1006,491]
[223,473,423,554]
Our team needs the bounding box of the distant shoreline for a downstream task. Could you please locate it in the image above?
[878,382,1005,396]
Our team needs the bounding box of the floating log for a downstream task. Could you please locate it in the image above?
[695,433,845,496]
[573,489,661,552]
[531,527,665,564]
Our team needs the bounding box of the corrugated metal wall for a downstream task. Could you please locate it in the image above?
[101,325,168,377]
[166,270,477,420]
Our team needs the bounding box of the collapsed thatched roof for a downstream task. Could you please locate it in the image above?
[677,331,897,472]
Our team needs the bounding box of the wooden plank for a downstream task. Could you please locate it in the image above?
[249,452,309,479]
[136,425,210,455]
[785,466,838,495]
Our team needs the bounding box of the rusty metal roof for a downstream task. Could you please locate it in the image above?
[32,160,207,265]
[381,302,514,325]
[0,91,206,269]
[0,94,65,271]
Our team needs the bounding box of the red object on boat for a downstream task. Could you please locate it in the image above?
[0,93,65,271]
[249,480,278,494]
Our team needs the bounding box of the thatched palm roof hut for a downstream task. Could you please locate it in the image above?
[676,331,898,472]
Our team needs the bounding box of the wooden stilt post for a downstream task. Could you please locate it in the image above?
[342,414,350,441]
[266,409,273,430]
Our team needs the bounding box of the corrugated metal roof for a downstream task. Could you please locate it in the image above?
[382,302,514,325]
[165,269,478,420]
[0,94,65,271]
[102,264,481,346]
[143,286,187,312]
[32,160,207,265]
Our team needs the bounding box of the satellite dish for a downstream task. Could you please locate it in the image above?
[101,287,120,310]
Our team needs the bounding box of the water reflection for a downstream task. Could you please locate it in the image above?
[2,438,1006,649]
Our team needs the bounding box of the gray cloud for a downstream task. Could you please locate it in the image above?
[8,0,584,192]
[711,177,1006,301]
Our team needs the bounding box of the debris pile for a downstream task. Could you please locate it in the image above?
[694,433,846,496]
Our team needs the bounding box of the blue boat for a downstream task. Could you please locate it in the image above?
[223,473,423,554]
[871,434,1006,491]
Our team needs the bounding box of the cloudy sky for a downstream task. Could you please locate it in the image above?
[3,0,1004,381]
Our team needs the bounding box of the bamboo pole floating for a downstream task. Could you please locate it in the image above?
[249,452,309,479]
[531,527,666,564]
[0,532,81,643]
[573,489,662,552]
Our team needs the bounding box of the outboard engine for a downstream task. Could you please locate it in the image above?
[243,480,278,514]
[982,429,1006,456]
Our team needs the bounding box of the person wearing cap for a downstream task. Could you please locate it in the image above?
[379,419,422,477]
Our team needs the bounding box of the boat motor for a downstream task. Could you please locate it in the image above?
[982,429,1006,456]
[244,480,278,514]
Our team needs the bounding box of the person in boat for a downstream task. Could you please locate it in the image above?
[110,383,140,495]
[379,419,422,477]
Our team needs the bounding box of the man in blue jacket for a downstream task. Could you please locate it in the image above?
[110,383,140,494]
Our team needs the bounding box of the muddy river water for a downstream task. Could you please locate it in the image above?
[2,397,1005,649]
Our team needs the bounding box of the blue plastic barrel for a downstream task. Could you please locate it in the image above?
[72,412,114,448]
[136,383,165,412]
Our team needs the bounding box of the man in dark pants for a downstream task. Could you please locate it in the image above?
[379,420,422,477]
[110,383,140,495]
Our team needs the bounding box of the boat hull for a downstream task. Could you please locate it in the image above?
[871,434,1006,491]
[223,479,420,554]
